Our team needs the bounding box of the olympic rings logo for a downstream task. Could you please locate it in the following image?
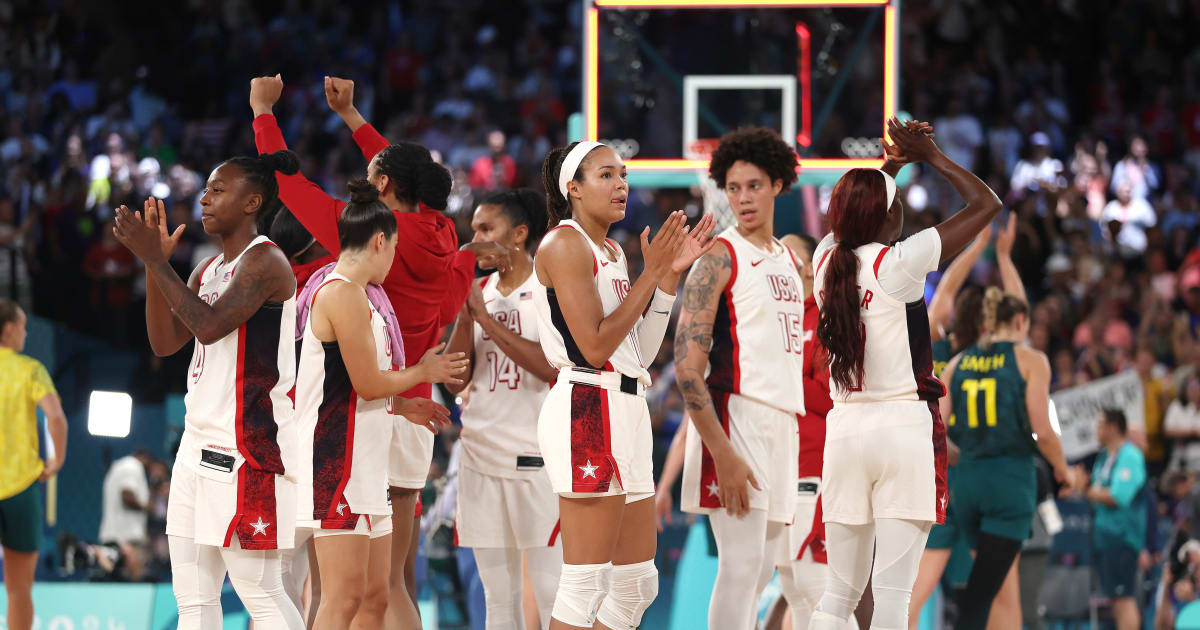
[841,137,884,159]
[600,138,641,159]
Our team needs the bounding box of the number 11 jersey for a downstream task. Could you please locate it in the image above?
[459,271,551,479]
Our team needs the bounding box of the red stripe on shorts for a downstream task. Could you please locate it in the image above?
[928,399,948,525]
[569,384,616,492]
[229,466,280,550]
[698,392,732,509]
[547,519,562,546]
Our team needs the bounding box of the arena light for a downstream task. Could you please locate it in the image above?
[88,390,132,438]
[585,0,899,176]
[795,22,812,147]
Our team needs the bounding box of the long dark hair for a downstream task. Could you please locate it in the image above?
[817,169,890,392]
[540,141,592,228]
[481,189,549,254]
[949,285,984,353]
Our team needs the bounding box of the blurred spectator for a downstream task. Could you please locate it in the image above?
[1110,136,1160,201]
[1102,182,1157,255]
[1166,376,1200,472]
[468,130,518,192]
[933,96,983,171]
[1010,132,1065,196]
[1139,347,1174,476]
[98,449,153,547]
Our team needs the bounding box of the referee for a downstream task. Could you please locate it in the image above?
[0,299,68,630]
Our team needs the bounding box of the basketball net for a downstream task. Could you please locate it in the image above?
[687,138,737,233]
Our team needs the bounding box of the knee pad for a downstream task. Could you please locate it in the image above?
[551,562,612,627]
[596,560,658,630]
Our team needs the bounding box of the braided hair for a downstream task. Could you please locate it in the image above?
[373,142,452,210]
[223,150,300,233]
[978,287,1029,349]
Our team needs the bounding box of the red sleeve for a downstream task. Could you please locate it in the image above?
[438,250,479,327]
[352,123,390,162]
[253,114,344,256]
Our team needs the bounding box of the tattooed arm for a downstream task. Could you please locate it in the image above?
[144,244,296,345]
[674,242,760,516]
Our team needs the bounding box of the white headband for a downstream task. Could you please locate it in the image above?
[558,141,606,198]
[876,169,897,209]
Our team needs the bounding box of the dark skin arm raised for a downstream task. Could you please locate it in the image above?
[673,242,761,516]
[113,205,296,345]
[133,197,196,356]
[888,118,1002,263]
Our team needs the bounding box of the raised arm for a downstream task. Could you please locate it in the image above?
[928,225,992,339]
[324,77,387,161]
[463,283,556,383]
[888,118,1002,263]
[315,281,467,401]
[114,206,296,345]
[536,213,688,368]
[636,214,715,361]
[994,213,1027,302]
[137,198,199,356]
[250,75,344,255]
[674,242,760,516]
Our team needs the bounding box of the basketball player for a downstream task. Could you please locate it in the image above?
[534,141,716,630]
[910,214,1029,630]
[250,74,509,629]
[809,118,1002,630]
[929,289,1073,630]
[115,151,306,629]
[444,189,562,629]
[673,127,805,630]
[295,180,465,629]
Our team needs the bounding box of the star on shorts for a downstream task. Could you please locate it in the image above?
[578,460,598,479]
[706,481,720,497]
[250,517,270,536]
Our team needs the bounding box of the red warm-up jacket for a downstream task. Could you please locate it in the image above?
[254,114,476,398]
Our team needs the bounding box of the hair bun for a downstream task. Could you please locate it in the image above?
[347,179,381,205]
[414,161,452,210]
[259,149,300,175]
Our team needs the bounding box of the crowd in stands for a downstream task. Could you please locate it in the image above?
[6,0,1200,623]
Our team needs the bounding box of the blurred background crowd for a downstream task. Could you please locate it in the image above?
[5,0,1200,626]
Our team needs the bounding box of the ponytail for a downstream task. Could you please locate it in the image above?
[541,142,580,228]
[374,142,451,210]
[818,244,866,391]
[978,287,1029,349]
[816,168,892,393]
[226,149,300,233]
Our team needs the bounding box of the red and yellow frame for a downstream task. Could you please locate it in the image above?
[584,0,899,174]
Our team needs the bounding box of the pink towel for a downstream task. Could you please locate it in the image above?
[296,262,406,368]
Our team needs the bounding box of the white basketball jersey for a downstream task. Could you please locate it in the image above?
[181,235,296,475]
[459,272,551,479]
[706,228,807,415]
[533,219,651,385]
[813,241,945,403]
[294,273,394,519]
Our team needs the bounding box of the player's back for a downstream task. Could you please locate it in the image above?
[813,231,944,404]
[948,341,1035,461]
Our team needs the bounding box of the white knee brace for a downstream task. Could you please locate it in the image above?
[596,560,659,630]
[551,562,613,627]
